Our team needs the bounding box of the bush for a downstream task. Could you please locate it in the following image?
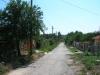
[69,47,100,70]
[0,64,8,75]
[39,38,58,52]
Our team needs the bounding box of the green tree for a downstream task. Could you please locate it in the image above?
[0,0,45,62]
[65,31,83,45]
[58,32,62,39]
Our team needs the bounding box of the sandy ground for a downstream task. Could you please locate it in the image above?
[8,43,81,75]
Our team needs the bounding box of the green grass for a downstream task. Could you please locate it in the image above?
[0,64,9,75]
[68,46,100,70]
[68,46,79,53]
[76,54,100,70]
[40,44,57,52]
[39,39,59,52]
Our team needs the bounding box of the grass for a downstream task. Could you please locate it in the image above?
[68,46,100,75]
[0,64,9,75]
[68,46,79,53]
[0,55,35,75]
[39,39,59,52]
[40,44,56,52]
[0,52,45,75]
[76,53,100,70]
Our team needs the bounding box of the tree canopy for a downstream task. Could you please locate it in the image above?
[65,31,100,45]
[0,0,45,62]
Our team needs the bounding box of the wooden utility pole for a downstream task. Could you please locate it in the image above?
[52,26,54,34]
[31,0,33,8]
[29,0,33,56]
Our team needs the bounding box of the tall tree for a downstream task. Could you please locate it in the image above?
[0,0,45,61]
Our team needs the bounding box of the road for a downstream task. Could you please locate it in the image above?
[8,43,79,75]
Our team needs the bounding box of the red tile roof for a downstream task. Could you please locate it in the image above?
[93,35,100,40]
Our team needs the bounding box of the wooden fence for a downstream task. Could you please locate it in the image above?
[73,41,100,55]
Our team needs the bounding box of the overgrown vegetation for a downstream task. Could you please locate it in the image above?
[39,33,62,52]
[0,64,9,75]
[68,46,100,75]
[0,1,62,74]
[39,39,58,52]
[0,0,44,62]
[65,31,100,45]
[0,0,45,74]
[67,46,78,53]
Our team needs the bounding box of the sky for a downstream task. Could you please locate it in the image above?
[0,0,100,34]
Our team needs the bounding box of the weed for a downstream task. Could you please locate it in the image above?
[68,46,100,74]
[0,64,9,75]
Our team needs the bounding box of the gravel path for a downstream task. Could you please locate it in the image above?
[8,43,78,75]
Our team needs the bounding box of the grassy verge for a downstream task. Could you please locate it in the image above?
[0,64,10,75]
[39,39,59,52]
[68,46,79,53]
[68,46,100,75]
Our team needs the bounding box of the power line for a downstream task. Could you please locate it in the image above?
[60,0,100,16]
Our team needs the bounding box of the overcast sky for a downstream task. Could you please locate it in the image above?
[0,0,100,34]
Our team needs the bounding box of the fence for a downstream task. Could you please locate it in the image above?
[73,41,100,55]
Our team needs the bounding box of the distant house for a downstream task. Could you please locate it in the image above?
[93,35,100,44]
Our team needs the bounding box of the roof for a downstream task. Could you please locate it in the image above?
[93,35,100,40]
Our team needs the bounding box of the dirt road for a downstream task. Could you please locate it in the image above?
[8,43,79,75]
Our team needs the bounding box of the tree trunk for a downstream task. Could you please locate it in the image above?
[16,38,21,57]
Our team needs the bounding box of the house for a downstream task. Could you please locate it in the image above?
[93,35,100,44]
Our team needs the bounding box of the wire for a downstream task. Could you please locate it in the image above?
[60,0,100,16]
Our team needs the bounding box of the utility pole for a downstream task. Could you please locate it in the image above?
[52,26,54,34]
[29,0,33,56]
[31,0,33,8]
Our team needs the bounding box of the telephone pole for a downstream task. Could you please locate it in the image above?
[52,26,54,34]
[31,0,33,8]
[29,0,33,55]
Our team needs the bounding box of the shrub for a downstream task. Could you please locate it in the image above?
[0,64,8,75]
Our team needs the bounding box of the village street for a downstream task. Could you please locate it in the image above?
[8,43,80,75]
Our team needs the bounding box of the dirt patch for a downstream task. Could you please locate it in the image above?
[68,55,85,75]
[32,52,44,61]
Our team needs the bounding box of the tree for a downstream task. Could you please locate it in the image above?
[58,32,62,39]
[65,31,83,45]
[65,30,100,46]
[0,0,45,62]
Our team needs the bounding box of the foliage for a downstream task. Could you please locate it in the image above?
[0,0,44,62]
[39,34,60,52]
[65,31,83,45]
[0,64,9,75]
[68,46,78,53]
[58,32,62,39]
[65,31,100,45]
[68,47,100,70]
